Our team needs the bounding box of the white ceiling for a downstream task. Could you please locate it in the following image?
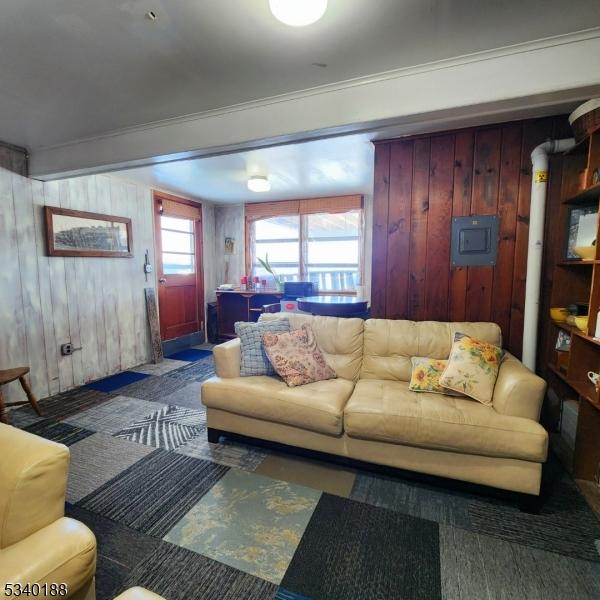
[1,0,599,150]
[115,133,375,203]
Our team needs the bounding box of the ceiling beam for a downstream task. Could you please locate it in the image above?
[30,28,600,180]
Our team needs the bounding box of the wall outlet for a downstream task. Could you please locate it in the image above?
[61,343,74,356]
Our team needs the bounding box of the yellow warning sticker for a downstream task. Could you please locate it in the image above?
[534,170,549,183]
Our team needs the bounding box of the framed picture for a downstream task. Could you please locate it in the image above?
[45,207,133,257]
[224,237,235,254]
[565,204,597,260]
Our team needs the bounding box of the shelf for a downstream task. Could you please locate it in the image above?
[573,329,600,347]
[550,320,579,335]
[557,260,597,267]
[547,363,599,407]
[563,182,600,205]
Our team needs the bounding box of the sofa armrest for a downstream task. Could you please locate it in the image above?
[493,353,546,421]
[213,338,241,378]
[0,517,96,594]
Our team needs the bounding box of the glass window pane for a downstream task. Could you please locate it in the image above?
[161,215,193,233]
[307,240,359,265]
[163,252,194,274]
[162,230,194,253]
[254,216,299,240]
[255,241,299,264]
[306,267,358,292]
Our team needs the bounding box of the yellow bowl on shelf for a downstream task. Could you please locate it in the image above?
[573,245,595,260]
[574,316,589,332]
[550,307,569,322]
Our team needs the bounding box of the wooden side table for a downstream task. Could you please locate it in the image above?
[0,367,42,424]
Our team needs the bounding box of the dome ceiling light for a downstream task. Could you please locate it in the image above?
[269,0,328,27]
[248,176,271,193]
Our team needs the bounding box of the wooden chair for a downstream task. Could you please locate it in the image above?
[0,367,42,424]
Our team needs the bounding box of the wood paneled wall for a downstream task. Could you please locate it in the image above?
[371,116,569,358]
[0,168,156,402]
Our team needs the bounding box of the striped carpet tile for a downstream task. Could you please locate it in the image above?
[114,405,203,450]
[22,387,113,421]
[78,450,228,537]
[24,419,94,446]
[120,542,277,600]
[116,374,189,402]
[164,356,216,384]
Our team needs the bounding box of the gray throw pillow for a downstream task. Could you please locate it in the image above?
[235,319,290,376]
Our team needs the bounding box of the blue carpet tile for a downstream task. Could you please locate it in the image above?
[167,348,212,362]
[24,419,95,446]
[86,371,151,393]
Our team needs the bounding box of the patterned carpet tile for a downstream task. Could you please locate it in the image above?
[175,433,267,471]
[350,470,473,529]
[114,405,204,451]
[281,493,441,600]
[120,542,277,600]
[467,468,600,563]
[116,374,189,402]
[440,525,600,600]
[159,381,204,410]
[7,405,45,428]
[130,359,191,376]
[67,433,155,502]
[23,419,94,446]
[63,396,168,434]
[22,387,113,421]
[165,469,320,585]
[78,450,229,537]
[163,356,216,384]
[274,590,309,600]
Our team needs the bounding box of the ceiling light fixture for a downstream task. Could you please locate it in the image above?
[269,0,328,27]
[248,176,271,193]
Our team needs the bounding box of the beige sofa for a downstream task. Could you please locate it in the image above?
[202,314,548,497]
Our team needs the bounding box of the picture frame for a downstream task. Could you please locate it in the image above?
[565,204,597,260]
[45,206,133,258]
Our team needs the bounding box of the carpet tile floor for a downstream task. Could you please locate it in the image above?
[7,350,600,600]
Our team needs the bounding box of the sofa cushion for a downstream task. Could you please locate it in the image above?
[439,333,504,405]
[260,313,364,381]
[262,324,336,387]
[235,318,290,376]
[361,319,502,382]
[202,376,355,435]
[343,379,547,462]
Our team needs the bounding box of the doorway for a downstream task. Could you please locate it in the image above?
[153,191,205,344]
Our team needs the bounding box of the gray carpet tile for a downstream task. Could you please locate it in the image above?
[175,432,267,471]
[159,380,204,410]
[440,525,600,600]
[120,541,277,600]
[17,387,113,421]
[67,433,155,502]
[116,374,189,402]
[130,359,191,376]
[351,470,473,529]
[23,419,94,446]
[6,405,45,428]
[114,405,204,451]
[78,449,229,537]
[63,396,167,434]
[281,493,441,600]
[163,355,217,384]
[467,467,600,563]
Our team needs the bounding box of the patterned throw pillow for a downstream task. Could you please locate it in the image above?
[261,324,336,387]
[235,319,290,376]
[408,357,463,396]
[439,332,504,405]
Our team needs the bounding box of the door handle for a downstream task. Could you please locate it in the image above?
[159,278,166,283]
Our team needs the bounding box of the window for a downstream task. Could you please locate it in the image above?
[160,215,195,274]
[248,197,363,292]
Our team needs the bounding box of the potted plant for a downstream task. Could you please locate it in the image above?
[257,254,283,291]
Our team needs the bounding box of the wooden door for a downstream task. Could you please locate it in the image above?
[154,192,204,341]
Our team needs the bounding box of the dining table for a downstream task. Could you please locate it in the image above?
[296,295,369,318]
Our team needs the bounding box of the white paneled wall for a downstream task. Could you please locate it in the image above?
[0,167,157,402]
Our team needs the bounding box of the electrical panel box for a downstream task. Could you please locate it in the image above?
[451,215,499,267]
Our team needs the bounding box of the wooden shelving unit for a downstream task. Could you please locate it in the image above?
[545,128,600,481]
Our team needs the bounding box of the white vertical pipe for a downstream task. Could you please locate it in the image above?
[522,138,575,371]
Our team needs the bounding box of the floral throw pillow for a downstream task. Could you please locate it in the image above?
[408,357,464,396]
[439,333,504,405]
[262,324,336,387]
